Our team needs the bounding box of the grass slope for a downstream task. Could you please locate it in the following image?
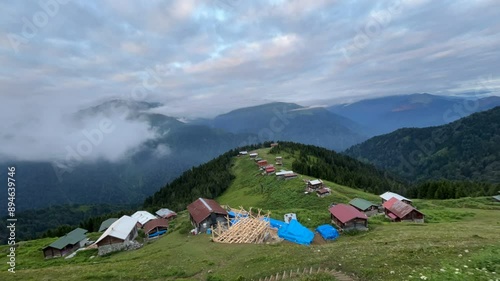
[1,148,499,281]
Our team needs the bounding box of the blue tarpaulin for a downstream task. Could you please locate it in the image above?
[316,224,339,241]
[277,219,314,245]
[262,217,286,229]
[148,230,167,238]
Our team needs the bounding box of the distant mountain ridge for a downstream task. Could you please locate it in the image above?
[345,106,500,183]
[329,93,500,136]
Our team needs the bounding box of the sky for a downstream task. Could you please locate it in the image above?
[1,0,500,162]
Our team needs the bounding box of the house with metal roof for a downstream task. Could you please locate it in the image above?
[306,179,323,191]
[316,188,331,198]
[349,198,379,216]
[329,204,368,231]
[380,191,412,205]
[155,208,177,221]
[493,195,500,202]
[42,228,88,259]
[249,152,258,158]
[98,218,118,232]
[143,218,169,238]
[95,215,139,256]
[187,198,228,233]
[131,211,157,227]
[383,198,424,223]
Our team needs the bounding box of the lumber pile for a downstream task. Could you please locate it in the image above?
[212,207,272,244]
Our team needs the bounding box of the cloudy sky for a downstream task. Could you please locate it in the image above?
[1,0,500,161]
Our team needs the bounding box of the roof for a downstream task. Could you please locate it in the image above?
[266,167,275,172]
[493,195,500,201]
[156,208,177,218]
[316,188,330,194]
[309,179,322,185]
[383,198,422,218]
[44,228,88,250]
[284,173,298,177]
[187,198,228,225]
[329,204,368,224]
[239,151,248,154]
[276,170,293,176]
[257,160,268,164]
[131,211,157,226]
[349,198,377,211]
[98,218,118,232]
[249,153,258,156]
[143,218,169,234]
[95,215,138,244]
[380,191,412,202]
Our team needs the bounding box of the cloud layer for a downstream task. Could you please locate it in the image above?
[1,0,500,161]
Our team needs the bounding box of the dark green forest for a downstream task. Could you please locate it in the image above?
[345,106,500,183]
[269,141,407,195]
[408,180,499,199]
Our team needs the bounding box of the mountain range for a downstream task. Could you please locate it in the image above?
[345,106,500,183]
[3,94,499,212]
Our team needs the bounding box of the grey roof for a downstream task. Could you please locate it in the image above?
[156,208,177,218]
[44,228,88,250]
[493,195,500,201]
[98,218,118,232]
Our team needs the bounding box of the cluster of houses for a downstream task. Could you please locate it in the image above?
[304,179,332,198]
[42,208,177,258]
[241,149,296,178]
[328,191,425,232]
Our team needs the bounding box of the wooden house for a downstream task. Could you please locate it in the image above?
[42,228,88,259]
[265,166,276,175]
[316,188,331,198]
[257,160,268,167]
[95,215,139,256]
[143,218,169,238]
[306,179,323,191]
[329,204,368,231]
[270,143,279,147]
[239,151,248,156]
[349,198,379,216]
[155,208,177,221]
[383,198,425,223]
[380,191,412,205]
[187,198,228,233]
[275,156,283,165]
[249,152,258,158]
[284,173,298,180]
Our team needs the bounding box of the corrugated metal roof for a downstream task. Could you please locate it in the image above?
[383,198,422,218]
[131,211,156,226]
[143,218,169,234]
[44,228,88,250]
[95,215,138,244]
[329,204,368,224]
[187,198,228,225]
[98,218,118,232]
[276,170,294,176]
[309,179,322,185]
[349,198,377,211]
[155,208,177,218]
[493,195,500,201]
[380,191,411,202]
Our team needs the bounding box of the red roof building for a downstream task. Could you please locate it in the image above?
[257,160,268,167]
[329,204,368,231]
[383,198,424,223]
[265,166,275,174]
[187,198,228,232]
[143,218,169,236]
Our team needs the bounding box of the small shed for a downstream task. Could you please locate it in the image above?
[143,218,169,238]
[249,153,258,158]
[380,191,412,205]
[95,215,139,256]
[98,218,118,232]
[265,166,276,174]
[275,156,283,165]
[239,151,248,156]
[383,198,424,223]
[187,198,228,233]
[284,173,298,180]
[284,213,297,223]
[270,143,279,147]
[42,228,88,259]
[349,198,379,216]
[329,204,368,231]
[155,208,177,221]
[316,188,331,198]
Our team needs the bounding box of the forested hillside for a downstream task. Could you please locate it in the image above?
[269,142,407,195]
[345,107,500,183]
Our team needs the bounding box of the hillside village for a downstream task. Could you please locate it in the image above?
[1,143,499,281]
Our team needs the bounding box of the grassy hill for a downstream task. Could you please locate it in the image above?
[1,147,499,281]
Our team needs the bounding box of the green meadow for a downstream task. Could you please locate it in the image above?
[1,148,499,280]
